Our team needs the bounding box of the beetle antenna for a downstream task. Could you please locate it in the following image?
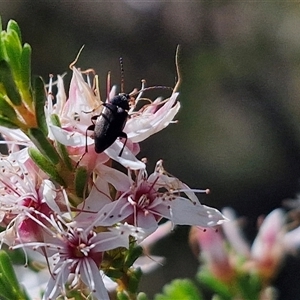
[120,57,125,93]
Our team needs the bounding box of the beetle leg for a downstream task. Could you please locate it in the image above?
[118,132,128,157]
[76,122,96,168]
[85,123,96,153]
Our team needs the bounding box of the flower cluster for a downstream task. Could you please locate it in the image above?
[190,207,300,299]
[0,20,227,299]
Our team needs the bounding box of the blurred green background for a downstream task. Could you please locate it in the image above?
[1,1,300,299]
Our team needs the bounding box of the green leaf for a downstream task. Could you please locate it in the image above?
[124,246,143,269]
[33,76,47,135]
[236,273,262,300]
[0,18,4,62]
[127,268,143,294]
[50,114,73,171]
[28,147,66,186]
[74,167,88,198]
[0,275,15,300]
[27,127,59,165]
[0,115,19,129]
[3,30,22,77]
[197,269,232,300]
[0,251,19,290]
[20,43,31,90]
[0,94,17,119]
[105,269,124,279]
[0,250,29,300]
[117,291,130,300]
[154,279,203,300]
[6,20,22,43]
[0,60,21,105]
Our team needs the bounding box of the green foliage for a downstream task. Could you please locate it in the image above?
[196,265,262,300]
[0,251,30,300]
[0,93,18,119]
[74,166,88,198]
[28,147,66,186]
[50,114,74,171]
[27,128,60,165]
[0,59,22,105]
[124,245,143,269]
[20,43,31,90]
[154,279,203,300]
[0,115,19,129]
[33,76,47,135]
[0,19,32,106]
[235,272,262,300]
[197,268,233,300]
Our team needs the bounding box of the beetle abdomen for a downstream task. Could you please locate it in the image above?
[94,103,128,153]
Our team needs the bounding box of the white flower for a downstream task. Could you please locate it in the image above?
[222,207,300,280]
[13,214,130,300]
[125,92,180,142]
[0,148,62,246]
[47,67,180,170]
[92,160,227,234]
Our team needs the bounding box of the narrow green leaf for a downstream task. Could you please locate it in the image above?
[0,17,4,62]
[0,115,19,129]
[105,269,123,279]
[0,94,17,119]
[0,31,8,59]
[20,44,31,90]
[0,251,29,299]
[74,167,88,198]
[28,147,66,186]
[124,246,143,269]
[110,256,125,270]
[33,76,47,135]
[50,114,73,171]
[236,273,262,300]
[7,20,22,43]
[4,30,22,76]
[27,128,59,165]
[0,251,20,293]
[0,41,4,63]
[20,287,30,300]
[117,292,130,300]
[197,270,232,300]
[0,60,21,105]
[127,268,142,294]
[0,275,15,300]
[154,279,203,300]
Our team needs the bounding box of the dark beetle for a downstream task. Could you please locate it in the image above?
[87,93,130,156]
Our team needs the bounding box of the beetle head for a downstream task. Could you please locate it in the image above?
[111,94,130,110]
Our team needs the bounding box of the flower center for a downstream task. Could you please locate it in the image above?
[132,181,157,211]
[67,237,88,259]
[137,194,150,208]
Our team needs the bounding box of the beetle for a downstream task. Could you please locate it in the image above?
[87,93,131,157]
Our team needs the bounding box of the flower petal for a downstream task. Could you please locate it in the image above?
[80,259,110,300]
[125,93,180,143]
[105,140,145,170]
[49,124,92,146]
[171,199,227,227]
[221,207,251,257]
